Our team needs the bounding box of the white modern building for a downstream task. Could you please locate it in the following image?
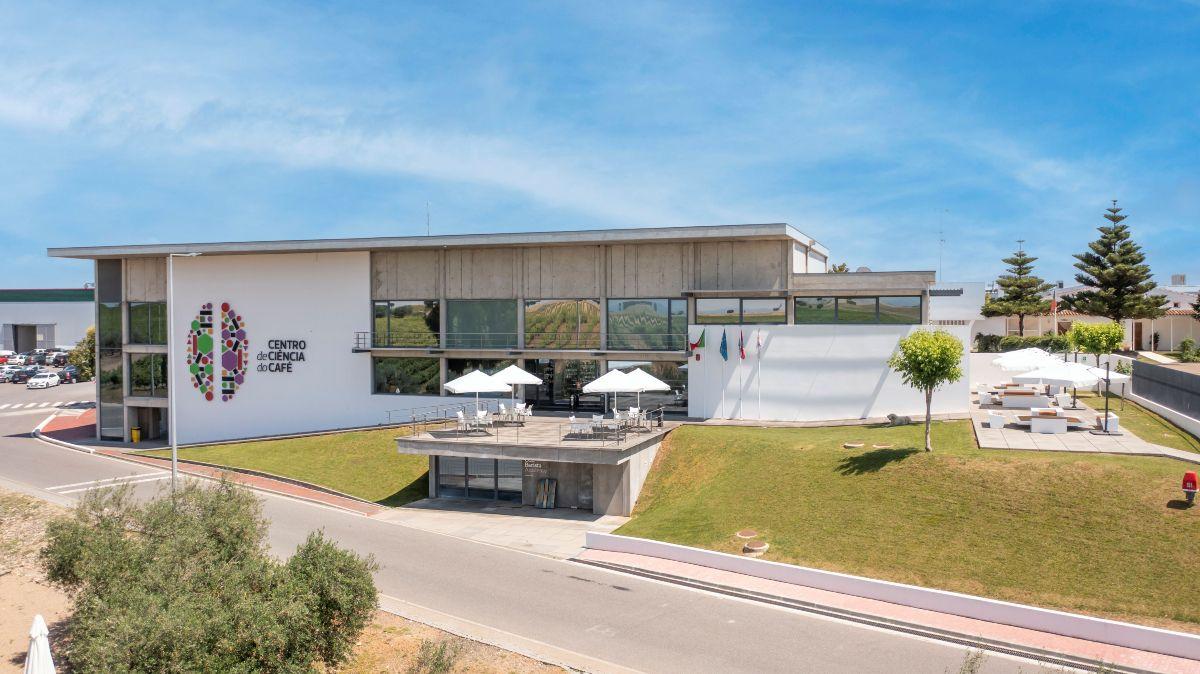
[50,224,972,512]
[0,288,94,352]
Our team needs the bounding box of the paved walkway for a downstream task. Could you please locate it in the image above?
[970,396,1200,463]
[576,548,1200,673]
[1140,351,1179,364]
[375,498,626,558]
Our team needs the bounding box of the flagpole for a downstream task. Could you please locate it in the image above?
[757,330,763,421]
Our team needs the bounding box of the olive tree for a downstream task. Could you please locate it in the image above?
[887,330,965,452]
[41,480,377,672]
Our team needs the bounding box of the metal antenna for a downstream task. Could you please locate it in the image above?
[938,226,945,280]
[426,202,431,236]
[1016,238,1025,252]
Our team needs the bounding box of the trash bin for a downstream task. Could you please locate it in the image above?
[130,426,141,444]
[1184,471,1198,504]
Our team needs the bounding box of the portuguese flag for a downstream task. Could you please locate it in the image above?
[689,329,706,361]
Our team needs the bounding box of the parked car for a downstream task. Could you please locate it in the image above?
[50,353,69,367]
[0,350,14,364]
[7,354,26,366]
[8,369,31,384]
[26,372,60,389]
[58,365,82,384]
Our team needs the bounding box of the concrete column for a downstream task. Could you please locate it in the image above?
[517,297,526,349]
[438,357,447,397]
[598,246,608,350]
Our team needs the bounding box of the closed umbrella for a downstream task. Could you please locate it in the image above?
[624,367,670,408]
[492,364,542,409]
[444,369,511,412]
[23,614,54,674]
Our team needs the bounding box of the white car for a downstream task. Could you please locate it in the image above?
[26,372,60,389]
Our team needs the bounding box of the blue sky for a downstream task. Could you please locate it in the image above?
[1,1,1198,288]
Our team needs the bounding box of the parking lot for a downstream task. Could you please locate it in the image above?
[0,365,93,422]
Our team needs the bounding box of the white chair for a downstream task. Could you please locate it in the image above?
[978,391,994,406]
[1054,392,1075,409]
[985,411,1006,429]
[455,409,469,432]
[568,415,590,436]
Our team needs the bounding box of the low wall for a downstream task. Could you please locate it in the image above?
[1129,392,1200,441]
[585,532,1200,661]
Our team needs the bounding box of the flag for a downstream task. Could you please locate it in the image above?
[719,329,729,361]
[689,329,706,361]
[738,330,745,359]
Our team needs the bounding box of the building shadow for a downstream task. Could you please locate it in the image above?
[837,447,919,475]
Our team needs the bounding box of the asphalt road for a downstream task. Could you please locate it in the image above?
[0,385,1045,673]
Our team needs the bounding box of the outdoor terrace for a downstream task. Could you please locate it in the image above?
[396,413,678,464]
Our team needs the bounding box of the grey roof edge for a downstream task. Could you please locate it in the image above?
[48,223,819,260]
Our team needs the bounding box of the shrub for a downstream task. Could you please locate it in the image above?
[1034,334,1070,352]
[998,335,1027,352]
[41,481,378,672]
[410,639,463,674]
[1180,339,1199,363]
[1114,359,1133,375]
[974,334,1003,353]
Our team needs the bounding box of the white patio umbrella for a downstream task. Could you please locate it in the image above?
[23,614,54,674]
[624,367,670,408]
[492,364,542,409]
[582,369,636,413]
[992,348,1061,372]
[444,369,511,412]
[1012,361,1102,388]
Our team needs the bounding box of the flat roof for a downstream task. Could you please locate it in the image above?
[0,288,94,303]
[48,223,828,260]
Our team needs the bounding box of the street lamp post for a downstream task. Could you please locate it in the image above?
[167,252,200,493]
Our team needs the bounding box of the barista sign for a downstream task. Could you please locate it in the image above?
[257,339,308,373]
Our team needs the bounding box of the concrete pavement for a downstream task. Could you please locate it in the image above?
[0,408,1053,671]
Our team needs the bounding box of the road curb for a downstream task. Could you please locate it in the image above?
[572,558,1152,674]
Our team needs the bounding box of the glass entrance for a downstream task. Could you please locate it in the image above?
[524,359,602,411]
[437,457,521,501]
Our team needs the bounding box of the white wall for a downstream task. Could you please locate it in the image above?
[171,252,459,444]
[0,301,93,349]
[928,282,985,322]
[687,324,971,422]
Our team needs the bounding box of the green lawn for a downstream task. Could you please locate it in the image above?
[1075,390,1200,454]
[618,421,1200,632]
[138,428,429,507]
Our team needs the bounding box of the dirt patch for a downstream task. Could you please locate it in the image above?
[0,489,70,673]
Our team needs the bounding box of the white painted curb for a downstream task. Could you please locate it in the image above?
[585,532,1200,661]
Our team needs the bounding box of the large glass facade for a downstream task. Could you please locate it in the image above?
[446,359,514,398]
[372,300,439,347]
[878,296,923,324]
[96,259,124,440]
[372,357,440,395]
[524,358,601,410]
[793,295,922,325]
[607,360,688,413]
[696,298,787,325]
[129,353,168,398]
[524,299,601,349]
[437,456,521,501]
[446,300,518,349]
[128,302,167,345]
[606,298,687,351]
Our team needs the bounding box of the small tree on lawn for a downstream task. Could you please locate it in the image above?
[1068,321,1124,367]
[888,330,964,452]
[1064,201,1166,322]
[67,326,95,380]
[41,480,378,672]
[980,248,1053,336]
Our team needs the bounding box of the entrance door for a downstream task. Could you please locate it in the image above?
[524,359,602,411]
[14,325,36,353]
[437,457,521,501]
[1134,322,1144,350]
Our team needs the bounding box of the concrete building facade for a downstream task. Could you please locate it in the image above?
[0,288,94,352]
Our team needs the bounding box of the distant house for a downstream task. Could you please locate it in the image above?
[0,287,94,352]
[975,278,1198,351]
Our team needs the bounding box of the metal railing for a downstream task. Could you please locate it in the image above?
[355,330,687,352]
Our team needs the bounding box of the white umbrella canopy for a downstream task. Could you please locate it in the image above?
[624,368,670,408]
[492,364,543,408]
[992,348,1061,372]
[444,369,511,411]
[23,614,54,674]
[1012,361,1102,388]
[582,369,637,413]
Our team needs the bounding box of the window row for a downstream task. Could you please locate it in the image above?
[793,296,922,324]
[695,298,787,325]
[372,298,687,351]
[97,301,169,348]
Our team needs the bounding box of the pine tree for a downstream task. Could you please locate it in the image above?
[980,248,1052,336]
[1064,201,1166,321]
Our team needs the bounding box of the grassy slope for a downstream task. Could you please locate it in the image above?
[618,421,1200,631]
[140,428,429,507]
[1075,390,1200,454]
